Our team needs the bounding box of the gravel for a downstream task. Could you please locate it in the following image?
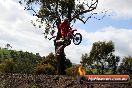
[0,73,131,88]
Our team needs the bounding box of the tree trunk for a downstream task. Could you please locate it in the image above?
[54,33,66,75]
[101,63,104,74]
[112,66,117,74]
[97,60,100,74]
[56,53,66,75]
[55,44,66,75]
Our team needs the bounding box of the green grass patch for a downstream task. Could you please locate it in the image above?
[30,84,38,88]
[85,68,113,75]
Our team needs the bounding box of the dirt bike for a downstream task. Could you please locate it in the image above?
[49,29,82,45]
[64,29,82,45]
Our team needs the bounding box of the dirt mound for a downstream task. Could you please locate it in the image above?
[0,73,131,88]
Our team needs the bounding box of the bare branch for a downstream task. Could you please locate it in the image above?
[93,10,108,20]
[76,16,91,24]
[76,12,98,24]
[71,0,98,23]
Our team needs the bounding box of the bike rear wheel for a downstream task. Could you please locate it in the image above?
[73,33,82,45]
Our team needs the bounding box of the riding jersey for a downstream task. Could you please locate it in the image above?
[59,20,72,38]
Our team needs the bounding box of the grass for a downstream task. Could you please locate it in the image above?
[0,49,10,59]
[30,84,38,88]
[85,68,113,75]
[0,48,19,59]
[0,48,10,53]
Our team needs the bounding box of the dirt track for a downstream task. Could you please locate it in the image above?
[0,73,131,88]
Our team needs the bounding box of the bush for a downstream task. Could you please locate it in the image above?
[35,63,56,75]
[0,59,15,73]
[0,64,5,72]
[65,65,80,76]
[65,67,73,76]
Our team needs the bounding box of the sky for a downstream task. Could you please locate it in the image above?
[0,0,132,64]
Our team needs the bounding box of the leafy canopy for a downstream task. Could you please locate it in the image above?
[118,56,132,74]
[19,0,98,37]
[80,41,120,74]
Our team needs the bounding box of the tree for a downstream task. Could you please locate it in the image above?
[5,43,12,50]
[19,0,99,75]
[41,52,72,72]
[118,56,132,74]
[10,50,42,74]
[107,54,120,74]
[85,41,119,74]
[10,50,19,61]
[80,53,93,66]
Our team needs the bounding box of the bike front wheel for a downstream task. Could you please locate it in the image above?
[73,33,82,45]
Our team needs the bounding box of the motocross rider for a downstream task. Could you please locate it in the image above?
[55,18,72,55]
